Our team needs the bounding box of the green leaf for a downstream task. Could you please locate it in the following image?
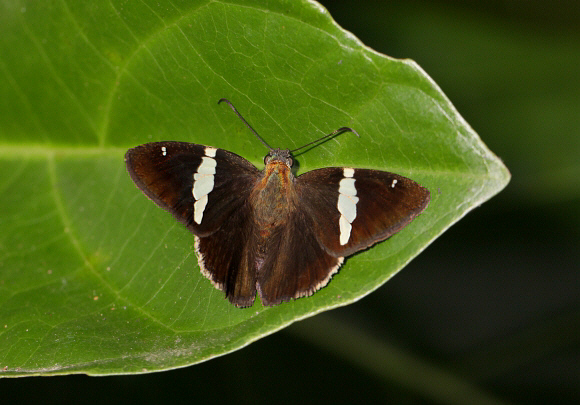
[0,0,509,376]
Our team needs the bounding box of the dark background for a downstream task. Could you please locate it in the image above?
[5,1,579,403]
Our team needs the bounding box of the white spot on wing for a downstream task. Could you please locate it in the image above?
[197,157,216,174]
[391,179,398,188]
[339,216,352,246]
[161,146,167,156]
[193,195,208,224]
[339,178,356,196]
[338,168,358,245]
[205,146,217,157]
[343,167,354,178]
[338,194,358,223]
[192,148,218,224]
[193,173,215,200]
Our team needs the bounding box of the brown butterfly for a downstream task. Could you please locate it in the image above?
[125,99,430,307]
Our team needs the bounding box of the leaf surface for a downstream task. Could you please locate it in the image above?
[0,0,509,375]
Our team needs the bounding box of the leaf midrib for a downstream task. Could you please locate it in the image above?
[0,145,497,181]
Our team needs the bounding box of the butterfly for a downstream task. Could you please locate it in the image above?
[125,99,430,307]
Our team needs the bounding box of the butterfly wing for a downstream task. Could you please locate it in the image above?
[194,199,258,307]
[125,142,260,235]
[256,167,429,306]
[296,167,430,257]
[125,142,261,306]
[256,208,344,306]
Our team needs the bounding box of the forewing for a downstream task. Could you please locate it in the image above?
[125,141,260,237]
[297,167,430,257]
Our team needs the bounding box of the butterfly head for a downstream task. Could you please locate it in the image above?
[264,148,293,168]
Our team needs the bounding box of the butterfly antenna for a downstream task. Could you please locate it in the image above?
[218,99,272,150]
[290,127,360,153]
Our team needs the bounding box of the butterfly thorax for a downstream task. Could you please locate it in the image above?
[252,157,296,228]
